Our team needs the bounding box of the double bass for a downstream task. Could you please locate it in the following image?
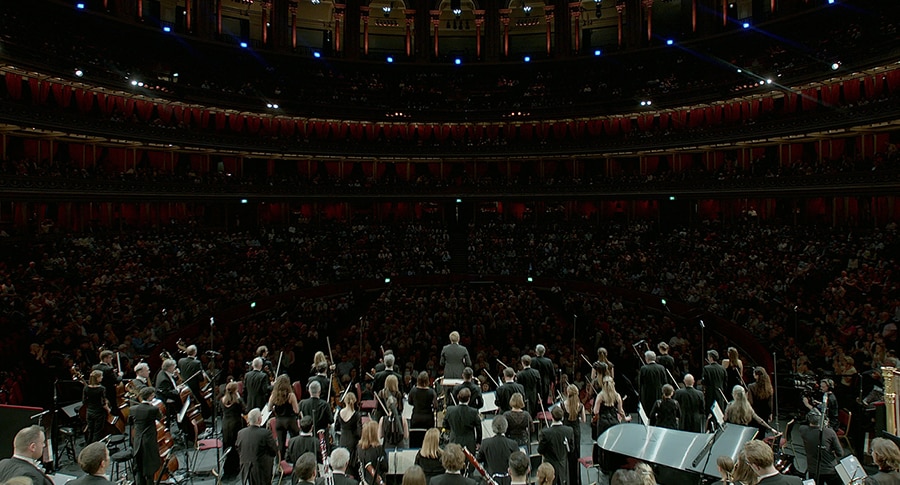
[71,364,125,435]
[160,350,207,442]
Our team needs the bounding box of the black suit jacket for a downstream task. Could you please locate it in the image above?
[638,363,667,415]
[244,369,272,412]
[440,344,471,380]
[154,371,181,406]
[452,381,484,410]
[93,362,121,409]
[299,397,333,433]
[236,425,278,485]
[673,386,705,433]
[477,435,519,476]
[131,401,163,473]
[516,368,541,414]
[315,472,358,485]
[177,356,204,392]
[286,434,318,465]
[372,369,402,395]
[702,363,727,413]
[0,457,54,485]
[538,424,574,485]
[496,382,525,414]
[445,404,482,452]
[431,474,477,485]
[530,356,555,400]
[68,473,115,485]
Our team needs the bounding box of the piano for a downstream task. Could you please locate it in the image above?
[596,423,758,482]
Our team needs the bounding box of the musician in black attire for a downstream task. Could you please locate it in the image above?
[221,381,245,480]
[300,381,333,434]
[236,408,278,485]
[477,416,518,485]
[673,374,705,433]
[131,387,162,485]
[516,355,541,416]
[496,368,525,414]
[638,350,667,418]
[373,354,402,395]
[93,350,122,417]
[68,442,114,485]
[537,407,574,485]
[802,378,839,430]
[155,359,182,424]
[244,357,272,412]
[649,384,680,430]
[452,367,484,410]
[431,444,477,485]
[508,451,530,485]
[292,452,317,485]
[408,371,437,432]
[0,425,54,485]
[132,362,151,392]
[177,345,210,418]
[308,362,330,398]
[656,342,677,378]
[702,350,727,416]
[82,370,109,445]
[799,409,843,485]
[531,345,555,404]
[445,388,482,454]
[287,416,318,465]
[317,448,357,485]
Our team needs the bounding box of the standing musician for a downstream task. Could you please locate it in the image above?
[308,362,331,397]
[508,451,530,485]
[637,350,667,418]
[373,354,402,396]
[0,425,54,485]
[673,374,705,433]
[444,388,482,455]
[132,362,151,392]
[430,444,476,485]
[155,359,182,424]
[317,448,356,485]
[68,442,114,485]
[440,331,471,381]
[537,407,574,485]
[701,350,727,417]
[477,416,518,485]
[516,355,541,416]
[269,374,301,461]
[802,378,839,430]
[177,345,210,418]
[452,368,484,410]
[656,342,677,379]
[531,345,556,405]
[257,346,275,379]
[236,408,278,485]
[82,370,110,445]
[93,350,122,417]
[244,357,272,412]
[293,452,317,485]
[131,387,162,485]
[300,381,333,436]
[496,368,524,415]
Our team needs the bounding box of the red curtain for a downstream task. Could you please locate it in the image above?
[887,70,900,93]
[157,102,172,123]
[843,79,860,103]
[783,92,797,113]
[29,78,50,104]
[801,88,818,111]
[5,73,23,99]
[281,118,295,136]
[51,83,72,107]
[74,88,94,113]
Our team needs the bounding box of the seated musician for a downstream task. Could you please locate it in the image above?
[132,362,151,392]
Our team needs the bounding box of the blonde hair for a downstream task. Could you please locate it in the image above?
[716,456,735,482]
[599,376,618,406]
[537,463,555,485]
[565,385,580,421]
[313,351,327,368]
[89,370,103,386]
[725,386,753,425]
[510,392,525,410]
[385,375,400,395]
[420,428,443,459]
[223,381,241,407]
[872,437,900,471]
[634,462,655,485]
[342,392,357,410]
[359,421,380,449]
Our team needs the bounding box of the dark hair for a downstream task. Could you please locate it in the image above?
[508,451,529,477]
[78,442,108,475]
[416,371,430,387]
[293,452,317,481]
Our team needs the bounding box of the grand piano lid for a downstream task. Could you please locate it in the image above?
[596,423,759,477]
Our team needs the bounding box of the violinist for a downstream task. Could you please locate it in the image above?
[299,381,332,436]
[177,345,210,418]
[131,387,162,485]
[269,375,300,460]
[82,370,109,445]
[92,350,122,417]
[257,346,275,379]
[244,357,271,412]
[155,359,182,423]
[308,362,330,397]
[221,381,246,480]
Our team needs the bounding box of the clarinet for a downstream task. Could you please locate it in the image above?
[462,446,498,485]
[364,463,385,485]
[317,429,333,485]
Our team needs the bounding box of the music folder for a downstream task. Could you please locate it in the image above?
[835,454,867,484]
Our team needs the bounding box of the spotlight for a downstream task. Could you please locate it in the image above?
[250,301,257,308]
[266,103,273,108]
[594,49,602,56]
[742,22,750,29]
[454,58,462,65]
[241,199,248,204]
[386,56,394,63]
[456,198,462,203]
[313,51,321,58]
[384,278,391,283]
[523,5,532,15]
[76,2,85,9]
[137,82,144,87]
[736,68,742,73]
[640,101,646,106]
[272,104,279,109]
[527,277,534,283]
[240,42,248,48]
[163,26,171,32]
[666,39,674,45]
[759,80,765,85]
[661,298,667,306]
[130,80,138,86]
[74,69,84,77]
[827,0,834,3]
[766,79,772,84]
[524,56,531,63]
[173,73,179,77]
[669,196,676,201]
[831,61,841,70]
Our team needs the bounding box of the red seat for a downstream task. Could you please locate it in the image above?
[292,381,304,401]
[277,459,293,485]
[357,383,376,412]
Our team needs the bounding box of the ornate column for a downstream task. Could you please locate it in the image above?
[289,1,297,48]
[361,6,370,56]
[499,9,510,57]
[137,0,143,19]
[334,4,346,53]
[474,10,485,59]
[544,6,554,56]
[569,2,581,54]
[261,0,271,44]
[692,0,696,32]
[185,0,192,32]
[405,10,416,57]
[722,0,727,26]
[643,0,653,42]
[430,10,441,58]
[616,1,625,46]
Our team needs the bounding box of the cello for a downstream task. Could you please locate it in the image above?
[72,364,125,435]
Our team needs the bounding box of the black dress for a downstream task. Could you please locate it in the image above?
[415,452,445,484]
[503,410,532,448]
[222,399,246,478]
[336,410,361,474]
[748,383,773,438]
[649,398,680,430]
[593,402,620,466]
[82,385,107,444]
[409,386,437,429]
[273,401,299,458]
[560,403,583,485]
[725,365,743,392]
[357,445,388,485]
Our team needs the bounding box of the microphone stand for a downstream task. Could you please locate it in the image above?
[815,392,828,485]
[209,316,221,480]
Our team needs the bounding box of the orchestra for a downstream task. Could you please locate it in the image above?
[11,326,895,485]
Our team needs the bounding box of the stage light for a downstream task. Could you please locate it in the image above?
[163,26,171,32]
[594,49,602,56]
[666,39,674,45]
[766,79,772,84]
[661,298,667,306]
[272,104,279,109]
[240,42,248,48]
[831,61,841,70]
[241,199,248,204]
[737,68,742,73]
[742,22,750,29]
[827,0,834,3]
[130,80,138,86]
[250,301,257,308]
[454,58,462,65]
[384,278,391,283]
[527,277,533,283]
[386,56,394,63]
[313,51,321,58]
[456,198,462,203]
[76,3,85,9]
[266,103,273,108]
[524,56,531,63]
[669,196,676,201]
[74,69,83,77]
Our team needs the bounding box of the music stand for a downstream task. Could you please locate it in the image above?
[834,454,867,484]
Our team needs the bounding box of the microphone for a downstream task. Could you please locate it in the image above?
[205,350,222,356]
[632,339,646,347]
